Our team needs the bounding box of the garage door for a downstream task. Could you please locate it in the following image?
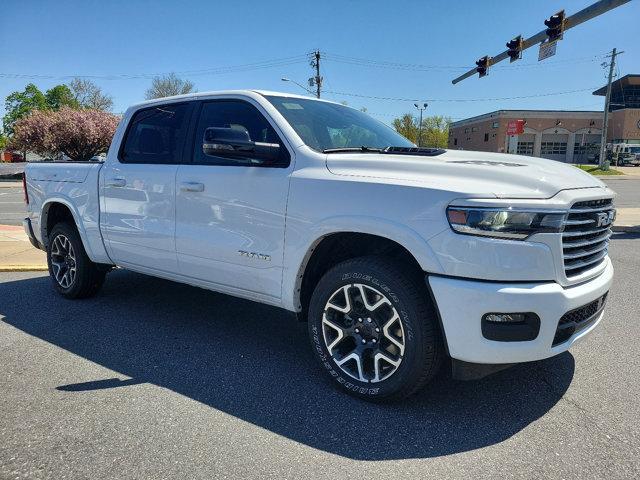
[516,134,536,156]
[541,133,568,162]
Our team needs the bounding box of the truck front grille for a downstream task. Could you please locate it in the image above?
[562,199,614,278]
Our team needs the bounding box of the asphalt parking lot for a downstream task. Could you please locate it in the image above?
[1,232,639,479]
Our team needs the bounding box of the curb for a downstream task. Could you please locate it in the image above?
[612,225,640,233]
[0,265,48,272]
[596,176,639,180]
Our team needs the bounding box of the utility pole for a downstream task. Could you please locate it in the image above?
[414,103,428,147]
[310,50,322,98]
[598,48,623,168]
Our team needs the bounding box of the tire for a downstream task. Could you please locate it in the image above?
[308,256,443,402]
[47,222,106,299]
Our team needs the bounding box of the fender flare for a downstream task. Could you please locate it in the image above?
[40,197,95,259]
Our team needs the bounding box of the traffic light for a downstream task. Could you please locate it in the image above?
[544,10,566,42]
[506,35,523,62]
[475,56,490,78]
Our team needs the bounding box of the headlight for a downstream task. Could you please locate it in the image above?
[446,207,565,240]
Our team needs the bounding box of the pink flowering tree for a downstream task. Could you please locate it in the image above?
[10,107,120,161]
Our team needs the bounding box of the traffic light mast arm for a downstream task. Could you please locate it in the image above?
[451,0,631,84]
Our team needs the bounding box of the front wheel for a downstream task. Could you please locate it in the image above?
[47,222,106,299]
[308,256,443,402]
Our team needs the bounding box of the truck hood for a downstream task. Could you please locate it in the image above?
[325,149,606,199]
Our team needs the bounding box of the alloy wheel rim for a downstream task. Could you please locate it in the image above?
[50,234,77,289]
[322,283,405,383]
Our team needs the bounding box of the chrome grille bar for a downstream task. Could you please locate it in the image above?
[562,198,614,278]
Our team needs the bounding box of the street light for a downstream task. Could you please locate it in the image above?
[281,77,315,96]
[414,103,428,147]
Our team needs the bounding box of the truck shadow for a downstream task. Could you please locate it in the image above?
[0,270,574,460]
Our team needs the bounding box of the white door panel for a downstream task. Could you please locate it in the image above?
[176,165,288,298]
[102,164,178,271]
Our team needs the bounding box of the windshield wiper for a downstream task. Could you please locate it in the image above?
[322,146,384,154]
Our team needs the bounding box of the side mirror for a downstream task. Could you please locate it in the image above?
[202,127,281,163]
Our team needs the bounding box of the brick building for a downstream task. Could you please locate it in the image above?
[448,74,640,163]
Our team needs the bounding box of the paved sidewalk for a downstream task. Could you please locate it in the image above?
[0,181,22,188]
[0,224,47,272]
[614,208,640,232]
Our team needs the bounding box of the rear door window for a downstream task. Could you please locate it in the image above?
[120,103,193,164]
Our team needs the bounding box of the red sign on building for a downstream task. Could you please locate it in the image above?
[506,119,525,136]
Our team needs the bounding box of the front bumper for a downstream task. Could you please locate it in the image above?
[428,257,613,365]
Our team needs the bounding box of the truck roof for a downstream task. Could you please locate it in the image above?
[127,89,340,110]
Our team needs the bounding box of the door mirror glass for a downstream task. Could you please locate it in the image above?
[202,127,281,163]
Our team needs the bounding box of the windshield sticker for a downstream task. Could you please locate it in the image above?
[282,102,304,110]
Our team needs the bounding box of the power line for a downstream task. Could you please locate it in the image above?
[322,51,607,72]
[0,55,309,80]
[323,86,600,103]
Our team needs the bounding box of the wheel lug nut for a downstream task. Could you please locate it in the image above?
[355,328,359,333]
[375,327,380,332]
[372,339,377,343]
[367,318,372,323]
[361,339,366,344]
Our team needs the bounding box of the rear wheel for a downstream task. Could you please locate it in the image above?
[47,222,106,299]
[308,256,443,402]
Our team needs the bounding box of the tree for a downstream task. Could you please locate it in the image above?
[421,115,451,148]
[145,73,195,99]
[392,113,451,148]
[0,134,7,150]
[10,107,120,161]
[2,83,85,136]
[44,85,79,110]
[69,78,114,111]
[3,84,48,135]
[392,114,417,143]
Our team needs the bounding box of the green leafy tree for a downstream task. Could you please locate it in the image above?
[0,133,7,150]
[2,84,48,135]
[392,113,451,148]
[145,73,195,99]
[44,84,79,110]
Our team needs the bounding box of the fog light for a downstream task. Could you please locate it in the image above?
[481,312,540,342]
[483,313,526,323]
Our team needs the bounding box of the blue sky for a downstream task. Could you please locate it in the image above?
[1,0,637,124]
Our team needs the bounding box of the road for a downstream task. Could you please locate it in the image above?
[1,232,639,479]
[0,162,25,177]
[602,177,640,207]
[0,186,26,225]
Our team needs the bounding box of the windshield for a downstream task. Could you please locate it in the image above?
[629,147,640,153]
[265,95,414,152]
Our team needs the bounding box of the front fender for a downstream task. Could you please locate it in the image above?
[281,214,447,312]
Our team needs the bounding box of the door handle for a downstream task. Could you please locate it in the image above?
[180,182,205,193]
[106,178,126,187]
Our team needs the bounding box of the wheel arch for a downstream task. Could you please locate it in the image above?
[40,199,92,256]
[291,221,444,319]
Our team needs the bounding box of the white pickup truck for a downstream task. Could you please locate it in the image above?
[23,90,615,401]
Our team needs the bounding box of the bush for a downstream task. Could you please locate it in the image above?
[10,107,119,161]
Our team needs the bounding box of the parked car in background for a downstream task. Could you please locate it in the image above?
[23,91,615,402]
